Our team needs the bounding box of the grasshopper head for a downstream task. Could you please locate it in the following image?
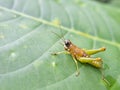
[64,40,71,50]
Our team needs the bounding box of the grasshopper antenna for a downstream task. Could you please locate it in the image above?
[51,31,64,42]
[59,24,65,41]
[51,22,65,44]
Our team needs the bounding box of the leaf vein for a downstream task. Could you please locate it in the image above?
[0,6,120,48]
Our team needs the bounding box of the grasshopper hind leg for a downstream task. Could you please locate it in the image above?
[100,68,111,86]
[85,47,106,55]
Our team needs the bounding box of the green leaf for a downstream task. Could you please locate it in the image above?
[0,0,120,90]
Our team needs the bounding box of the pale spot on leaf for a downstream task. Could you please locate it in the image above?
[80,3,87,7]
[9,52,17,61]
[54,0,60,3]
[23,45,28,49]
[52,18,61,25]
[0,33,5,39]
[75,0,87,7]
[13,14,17,18]
[11,52,16,57]
[52,61,56,67]
[33,60,42,69]
[19,24,28,29]
[0,24,9,27]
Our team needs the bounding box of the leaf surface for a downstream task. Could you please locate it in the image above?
[0,0,120,90]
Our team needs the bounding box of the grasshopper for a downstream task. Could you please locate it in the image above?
[51,23,110,86]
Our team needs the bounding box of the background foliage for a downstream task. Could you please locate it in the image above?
[0,0,120,90]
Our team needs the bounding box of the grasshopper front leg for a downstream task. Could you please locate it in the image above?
[52,51,80,76]
[72,57,80,76]
[52,51,70,55]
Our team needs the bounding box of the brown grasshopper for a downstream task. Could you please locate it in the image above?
[51,24,110,86]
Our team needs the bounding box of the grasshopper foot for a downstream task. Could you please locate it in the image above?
[75,71,80,77]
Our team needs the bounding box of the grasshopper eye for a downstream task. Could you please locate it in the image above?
[64,40,71,47]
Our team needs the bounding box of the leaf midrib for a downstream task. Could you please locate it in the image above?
[0,6,120,48]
